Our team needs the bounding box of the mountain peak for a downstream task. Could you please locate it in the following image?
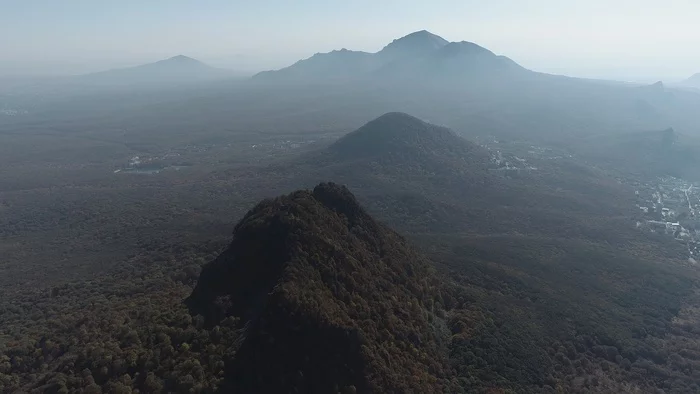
[379,30,449,57]
[644,81,666,93]
[166,54,199,63]
[400,29,444,40]
[186,183,451,392]
[312,182,364,223]
[374,111,427,123]
[156,55,205,66]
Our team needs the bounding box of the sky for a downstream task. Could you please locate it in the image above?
[2,0,699,81]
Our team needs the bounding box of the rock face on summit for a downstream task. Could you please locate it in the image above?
[187,183,454,393]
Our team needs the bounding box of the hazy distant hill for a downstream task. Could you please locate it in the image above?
[253,30,526,83]
[327,112,491,171]
[77,55,234,86]
[0,56,242,115]
[683,73,700,88]
[187,182,455,393]
[302,112,496,201]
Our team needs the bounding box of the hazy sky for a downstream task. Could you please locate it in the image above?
[2,0,699,81]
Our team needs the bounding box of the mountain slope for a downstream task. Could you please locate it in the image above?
[377,41,525,81]
[253,49,377,82]
[430,41,524,74]
[186,183,455,393]
[77,55,232,86]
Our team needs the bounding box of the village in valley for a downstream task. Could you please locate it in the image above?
[476,136,700,263]
[634,176,700,262]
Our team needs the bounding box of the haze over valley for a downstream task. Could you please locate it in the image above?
[3,5,700,392]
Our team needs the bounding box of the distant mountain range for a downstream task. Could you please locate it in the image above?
[76,55,235,86]
[253,30,525,82]
[239,31,700,144]
[8,31,700,159]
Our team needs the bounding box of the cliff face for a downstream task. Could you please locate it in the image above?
[187,182,454,393]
